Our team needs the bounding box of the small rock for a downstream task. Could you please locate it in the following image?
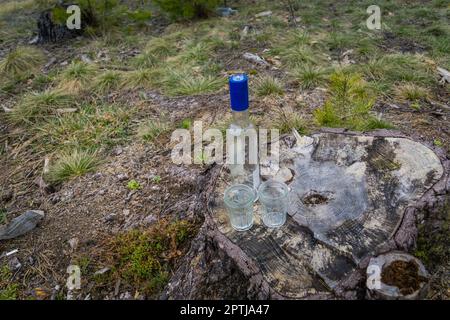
[94,267,110,276]
[43,57,57,70]
[49,194,61,204]
[437,66,450,84]
[8,256,22,271]
[143,214,157,226]
[274,167,294,183]
[243,52,270,67]
[0,210,45,241]
[28,35,39,44]
[104,213,118,223]
[80,54,93,64]
[2,105,13,113]
[216,7,237,17]
[68,237,79,251]
[240,25,250,39]
[60,61,68,66]
[119,291,133,300]
[112,147,123,156]
[92,173,102,180]
[255,10,272,18]
[116,173,129,182]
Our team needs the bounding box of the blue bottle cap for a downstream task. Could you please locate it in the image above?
[229,74,249,111]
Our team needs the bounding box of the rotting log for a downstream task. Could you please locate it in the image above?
[163,129,449,299]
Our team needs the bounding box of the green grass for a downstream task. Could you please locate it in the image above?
[178,42,212,65]
[254,76,284,97]
[137,119,169,142]
[273,108,306,134]
[0,46,44,80]
[58,61,97,93]
[394,83,430,102]
[359,53,436,96]
[131,51,159,68]
[10,90,75,124]
[285,30,311,47]
[93,70,122,93]
[433,139,444,147]
[325,32,355,52]
[144,37,176,57]
[47,149,100,184]
[127,179,141,190]
[121,69,159,90]
[180,118,192,129]
[162,70,224,96]
[291,65,327,89]
[37,103,131,152]
[0,265,19,300]
[279,44,317,67]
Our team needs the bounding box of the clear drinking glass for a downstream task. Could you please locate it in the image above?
[258,180,289,228]
[223,184,256,231]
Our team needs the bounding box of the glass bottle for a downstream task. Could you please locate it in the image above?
[227,74,260,191]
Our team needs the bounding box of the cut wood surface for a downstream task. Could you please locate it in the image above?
[203,130,444,298]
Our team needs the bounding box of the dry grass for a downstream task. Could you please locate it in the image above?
[0,46,45,80]
[10,89,75,124]
[57,61,97,94]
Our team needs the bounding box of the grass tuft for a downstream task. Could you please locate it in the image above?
[122,69,159,90]
[0,46,44,80]
[58,61,97,93]
[163,70,224,96]
[132,51,159,69]
[144,37,176,58]
[38,104,131,152]
[10,89,74,124]
[291,65,327,89]
[394,83,430,102]
[137,119,169,142]
[47,150,99,184]
[255,76,284,97]
[272,107,306,134]
[280,45,316,67]
[93,70,122,93]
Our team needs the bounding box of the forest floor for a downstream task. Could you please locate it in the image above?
[0,0,449,299]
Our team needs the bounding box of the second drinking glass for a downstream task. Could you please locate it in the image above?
[258,180,289,228]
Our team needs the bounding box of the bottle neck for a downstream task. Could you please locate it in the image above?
[232,109,250,128]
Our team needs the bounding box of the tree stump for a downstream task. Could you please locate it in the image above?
[163,129,449,299]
